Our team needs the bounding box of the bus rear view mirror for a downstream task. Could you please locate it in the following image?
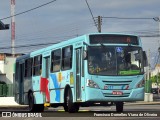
[83,50,88,60]
[135,53,141,61]
[143,51,148,67]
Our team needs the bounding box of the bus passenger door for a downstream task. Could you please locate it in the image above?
[76,48,82,100]
[43,56,50,103]
[19,63,24,104]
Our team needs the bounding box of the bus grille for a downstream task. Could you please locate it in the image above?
[103,93,130,97]
[102,80,132,90]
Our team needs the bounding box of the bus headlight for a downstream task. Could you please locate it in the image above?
[136,79,145,88]
[86,79,100,89]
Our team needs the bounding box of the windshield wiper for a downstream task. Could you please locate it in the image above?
[98,42,106,49]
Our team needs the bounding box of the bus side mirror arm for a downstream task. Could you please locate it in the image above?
[83,42,89,46]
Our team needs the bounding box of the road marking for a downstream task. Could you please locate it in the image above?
[57,110,90,112]
[58,110,64,112]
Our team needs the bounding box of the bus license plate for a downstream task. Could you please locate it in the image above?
[112,91,123,95]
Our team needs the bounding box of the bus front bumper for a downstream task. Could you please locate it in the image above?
[85,87,144,102]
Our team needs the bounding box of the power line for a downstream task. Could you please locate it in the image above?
[139,35,160,37]
[0,42,57,50]
[1,34,160,50]
[85,0,98,31]
[0,0,57,21]
[102,16,154,20]
[0,20,94,43]
[0,35,78,50]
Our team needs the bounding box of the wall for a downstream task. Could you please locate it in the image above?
[0,61,4,73]
[4,57,16,84]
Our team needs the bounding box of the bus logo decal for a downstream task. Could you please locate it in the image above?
[121,85,129,90]
[70,72,74,85]
[50,74,60,102]
[40,77,50,102]
[58,72,62,82]
[108,85,113,89]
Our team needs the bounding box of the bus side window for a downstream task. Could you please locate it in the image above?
[51,49,61,72]
[33,55,42,76]
[62,46,73,70]
[24,58,33,78]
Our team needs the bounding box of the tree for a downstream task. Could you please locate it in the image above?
[151,73,160,85]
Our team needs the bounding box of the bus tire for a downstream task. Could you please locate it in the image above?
[28,92,44,112]
[64,89,68,112]
[64,100,68,112]
[66,88,79,113]
[36,104,44,112]
[116,102,123,112]
[28,92,36,112]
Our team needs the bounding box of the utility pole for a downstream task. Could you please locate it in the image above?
[153,16,160,37]
[152,16,160,96]
[148,49,151,80]
[11,0,15,57]
[145,49,153,102]
[158,41,160,91]
[159,16,160,36]
[97,16,102,33]
[154,16,160,90]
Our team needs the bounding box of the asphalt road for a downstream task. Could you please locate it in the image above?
[0,104,160,120]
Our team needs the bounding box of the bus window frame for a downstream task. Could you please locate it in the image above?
[33,55,42,76]
[51,49,61,72]
[24,58,33,78]
[61,45,73,71]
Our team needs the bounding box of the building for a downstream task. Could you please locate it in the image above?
[0,21,9,30]
[151,64,160,76]
[0,53,23,84]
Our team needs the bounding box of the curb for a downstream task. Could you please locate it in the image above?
[125,101,160,105]
[0,105,28,110]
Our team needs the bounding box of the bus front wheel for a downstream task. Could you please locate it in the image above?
[115,102,123,112]
[64,88,79,113]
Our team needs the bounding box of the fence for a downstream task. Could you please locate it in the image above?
[0,84,13,97]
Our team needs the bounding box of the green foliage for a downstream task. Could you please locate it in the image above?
[151,73,160,84]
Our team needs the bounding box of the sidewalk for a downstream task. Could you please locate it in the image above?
[125,101,160,105]
[0,97,28,110]
[0,97,18,105]
[125,94,160,105]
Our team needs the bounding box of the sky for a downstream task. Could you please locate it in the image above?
[0,0,160,67]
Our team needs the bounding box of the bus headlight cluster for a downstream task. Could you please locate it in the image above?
[136,79,145,88]
[86,79,100,89]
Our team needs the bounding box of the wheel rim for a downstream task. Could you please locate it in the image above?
[66,91,69,107]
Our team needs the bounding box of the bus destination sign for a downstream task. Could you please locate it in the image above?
[89,34,139,45]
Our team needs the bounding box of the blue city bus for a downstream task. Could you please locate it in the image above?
[14,33,148,113]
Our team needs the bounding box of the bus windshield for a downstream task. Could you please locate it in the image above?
[88,46,143,76]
